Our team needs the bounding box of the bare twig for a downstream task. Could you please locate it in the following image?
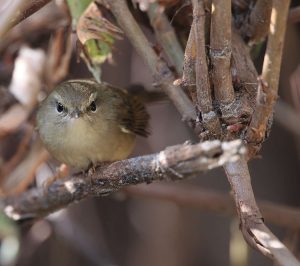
[1,139,49,195]
[102,0,196,122]
[0,0,51,38]
[0,3,67,54]
[224,159,300,265]
[245,79,277,157]
[232,0,248,10]
[240,0,272,44]
[210,0,235,106]
[246,0,291,157]
[192,0,220,137]
[2,140,245,219]
[0,0,30,38]
[262,0,290,92]
[0,104,28,138]
[127,183,300,230]
[147,2,184,75]
[0,124,34,181]
[289,6,300,24]
[182,22,196,102]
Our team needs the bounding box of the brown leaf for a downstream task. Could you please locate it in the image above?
[77,2,123,45]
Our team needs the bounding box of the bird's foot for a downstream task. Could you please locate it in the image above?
[43,164,69,192]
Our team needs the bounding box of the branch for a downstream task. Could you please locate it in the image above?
[0,0,51,38]
[127,183,300,230]
[147,2,184,75]
[102,0,196,122]
[182,22,196,103]
[210,0,235,106]
[288,6,300,24]
[2,140,245,220]
[245,79,277,157]
[224,159,300,266]
[240,0,273,44]
[246,0,291,157]
[192,0,221,137]
[262,0,290,92]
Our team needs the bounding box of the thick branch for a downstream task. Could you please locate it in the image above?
[224,159,300,265]
[210,0,235,106]
[147,2,184,75]
[127,184,300,230]
[102,0,196,122]
[2,140,245,220]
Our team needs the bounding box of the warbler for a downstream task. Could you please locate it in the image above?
[37,79,149,169]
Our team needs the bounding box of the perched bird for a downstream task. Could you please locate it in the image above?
[37,79,149,169]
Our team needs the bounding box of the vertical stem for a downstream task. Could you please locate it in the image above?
[192,0,220,137]
[105,0,196,121]
[193,0,213,113]
[182,22,197,103]
[147,2,184,75]
[247,0,273,43]
[262,0,290,91]
[246,0,291,156]
[210,0,235,105]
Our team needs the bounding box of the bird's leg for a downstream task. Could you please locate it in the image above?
[85,161,111,185]
[43,163,69,191]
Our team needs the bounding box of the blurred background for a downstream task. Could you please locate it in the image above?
[0,1,300,266]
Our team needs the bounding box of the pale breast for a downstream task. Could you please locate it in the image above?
[47,117,136,169]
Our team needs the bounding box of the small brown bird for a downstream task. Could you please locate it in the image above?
[37,79,149,169]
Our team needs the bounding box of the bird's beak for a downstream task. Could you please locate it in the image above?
[70,108,81,119]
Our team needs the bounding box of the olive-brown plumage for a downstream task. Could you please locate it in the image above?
[37,79,149,169]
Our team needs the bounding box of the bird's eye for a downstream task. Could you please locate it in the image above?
[89,101,97,112]
[56,102,64,113]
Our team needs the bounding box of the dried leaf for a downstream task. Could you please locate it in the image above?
[69,2,123,80]
[77,2,122,45]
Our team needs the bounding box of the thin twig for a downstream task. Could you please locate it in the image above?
[246,0,291,157]
[192,0,221,137]
[262,0,290,92]
[0,0,30,38]
[1,139,49,195]
[2,140,245,219]
[0,4,67,54]
[103,0,196,122]
[182,21,196,103]
[245,79,277,157]
[224,159,300,265]
[0,125,33,181]
[127,183,300,230]
[0,0,51,38]
[210,0,235,106]
[147,2,184,75]
[289,6,300,24]
[240,0,273,44]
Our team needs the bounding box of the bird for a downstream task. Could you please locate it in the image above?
[36,79,149,169]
